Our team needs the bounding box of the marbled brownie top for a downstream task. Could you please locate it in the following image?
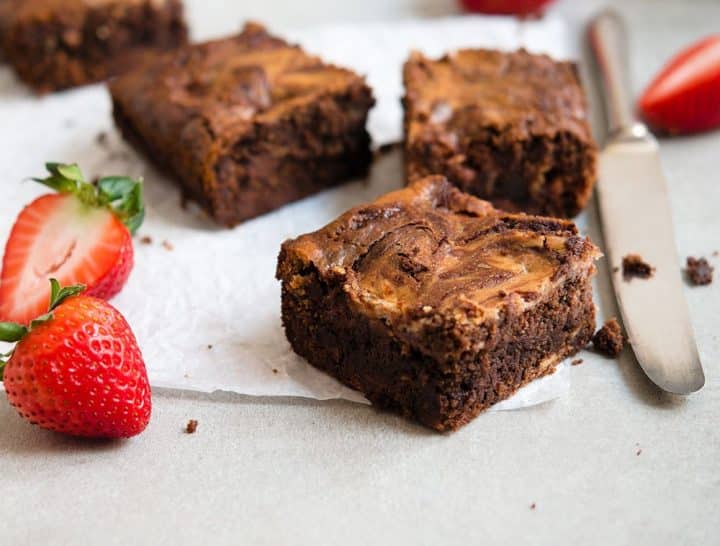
[110,22,370,137]
[403,48,593,144]
[279,176,600,325]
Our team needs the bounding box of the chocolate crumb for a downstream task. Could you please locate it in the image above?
[140,235,152,245]
[272,368,279,374]
[622,254,655,281]
[95,131,108,146]
[592,318,624,357]
[685,256,713,286]
[162,240,174,251]
[571,358,584,366]
[207,344,213,350]
[530,503,536,510]
[185,420,198,434]
[374,141,401,157]
[612,266,619,274]
[636,448,642,456]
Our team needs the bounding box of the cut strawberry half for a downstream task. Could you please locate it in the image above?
[0,164,144,325]
[639,35,720,134]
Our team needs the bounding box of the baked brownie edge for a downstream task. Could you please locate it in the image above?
[277,177,600,431]
[279,261,595,431]
[3,0,188,92]
[110,24,375,227]
[402,49,598,217]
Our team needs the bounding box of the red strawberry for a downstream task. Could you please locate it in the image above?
[0,163,144,325]
[459,0,555,16]
[0,280,151,438]
[639,35,720,134]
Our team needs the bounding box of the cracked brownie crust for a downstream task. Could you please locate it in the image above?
[277,176,600,431]
[0,0,187,92]
[110,23,375,227]
[403,49,597,217]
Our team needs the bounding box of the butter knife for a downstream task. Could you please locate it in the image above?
[588,10,705,394]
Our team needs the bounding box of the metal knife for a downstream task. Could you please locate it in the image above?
[588,10,705,394]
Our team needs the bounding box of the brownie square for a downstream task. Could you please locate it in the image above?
[403,49,598,217]
[110,23,375,227]
[277,176,600,431]
[0,0,188,92]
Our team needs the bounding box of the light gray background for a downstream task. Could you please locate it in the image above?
[1,1,718,545]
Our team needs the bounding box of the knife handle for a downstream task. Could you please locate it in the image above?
[588,10,641,139]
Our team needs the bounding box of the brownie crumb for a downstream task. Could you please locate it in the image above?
[571,358,584,366]
[636,448,642,456]
[622,254,655,281]
[185,420,198,434]
[207,344,213,350]
[612,266,619,274]
[162,240,174,251]
[592,318,624,357]
[272,368,279,374]
[530,503,536,510]
[95,131,108,147]
[685,256,713,286]
[374,141,401,157]
[140,235,153,245]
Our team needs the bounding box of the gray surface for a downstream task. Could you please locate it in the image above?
[1,1,719,545]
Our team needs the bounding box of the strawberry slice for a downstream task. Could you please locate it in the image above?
[459,0,555,16]
[639,35,720,134]
[0,164,144,325]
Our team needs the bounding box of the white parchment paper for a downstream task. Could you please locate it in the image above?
[0,16,579,409]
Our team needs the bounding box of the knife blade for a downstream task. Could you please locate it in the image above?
[588,10,705,394]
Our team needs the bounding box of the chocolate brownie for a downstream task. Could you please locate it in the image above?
[403,49,598,217]
[277,176,600,431]
[110,23,375,227]
[0,0,188,92]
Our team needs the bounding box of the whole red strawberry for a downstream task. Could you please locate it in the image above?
[0,163,144,325]
[0,280,151,438]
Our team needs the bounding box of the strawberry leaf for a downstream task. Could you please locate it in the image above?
[33,163,145,234]
[29,313,54,329]
[0,322,28,342]
[47,279,85,312]
[97,176,145,235]
[55,163,84,183]
[0,359,5,382]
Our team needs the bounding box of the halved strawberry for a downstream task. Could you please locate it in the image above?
[0,164,144,325]
[459,0,555,16]
[639,35,720,134]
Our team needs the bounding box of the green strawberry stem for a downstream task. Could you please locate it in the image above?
[0,279,85,381]
[34,163,145,235]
